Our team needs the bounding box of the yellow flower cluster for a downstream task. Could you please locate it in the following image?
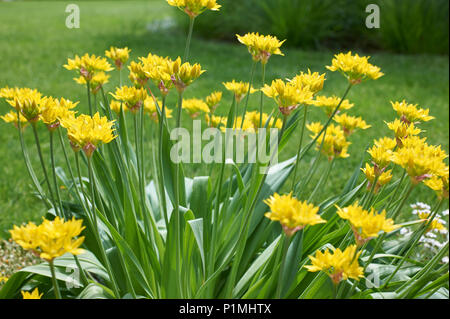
[305,245,364,284]
[262,79,314,116]
[326,51,384,84]
[418,212,447,233]
[206,114,227,128]
[307,122,351,160]
[424,167,449,199]
[391,100,434,124]
[290,69,326,95]
[264,192,326,237]
[361,163,393,193]
[386,119,422,146]
[312,95,354,117]
[336,202,399,246]
[223,80,257,103]
[182,98,210,118]
[40,97,78,131]
[205,91,222,113]
[167,0,221,18]
[0,110,28,129]
[1,87,43,122]
[334,113,371,136]
[218,111,283,133]
[367,137,397,174]
[105,46,131,70]
[10,217,85,262]
[237,32,285,64]
[61,112,117,156]
[140,53,175,93]
[110,86,148,113]
[64,53,113,81]
[22,288,43,299]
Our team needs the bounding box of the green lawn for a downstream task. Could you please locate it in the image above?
[0,1,448,238]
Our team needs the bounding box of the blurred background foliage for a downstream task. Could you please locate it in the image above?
[175,0,449,54]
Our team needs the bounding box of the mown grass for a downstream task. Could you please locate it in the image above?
[0,1,448,238]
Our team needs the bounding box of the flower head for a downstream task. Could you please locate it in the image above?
[361,163,393,193]
[223,80,256,103]
[391,100,434,124]
[305,245,364,284]
[64,53,113,81]
[290,69,326,94]
[61,112,117,156]
[236,32,285,64]
[205,91,222,113]
[206,114,227,128]
[418,212,447,233]
[326,51,383,84]
[171,57,205,92]
[312,95,354,117]
[110,86,147,113]
[128,61,149,88]
[424,167,449,199]
[386,119,422,146]
[105,46,131,70]
[182,98,210,118]
[262,79,313,116]
[264,192,326,237]
[334,113,371,136]
[1,110,28,129]
[307,122,351,160]
[10,217,85,262]
[167,0,221,18]
[21,288,43,299]
[4,88,43,122]
[40,97,78,131]
[141,53,175,95]
[337,203,399,245]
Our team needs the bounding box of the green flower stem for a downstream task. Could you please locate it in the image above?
[14,110,50,208]
[362,174,380,210]
[240,61,257,128]
[87,156,121,298]
[74,255,90,286]
[31,123,56,211]
[385,169,407,211]
[183,17,195,62]
[86,81,93,116]
[49,260,62,299]
[382,199,445,289]
[100,86,114,121]
[133,111,146,224]
[275,235,292,298]
[308,157,335,202]
[158,97,169,227]
[75,152,91,216]
[259,63,266,127]
[291,105,308,189]
[49,131,64,217]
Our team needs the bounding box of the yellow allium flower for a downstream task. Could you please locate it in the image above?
[223,80,257,103]
[128,61,149,88]
[4,88,43,122]
[64,53,113,81]
[21,288,43,299]
[237,32,285,64]
[391,100,434,124]
[172,57,205,92]
[391,138,448,184]
[110,86,147,113]
[167,0,221,18]
[361,163,393,193]
[367,137,397,173]
[312,95,354,117]
[307,122,351,160]
[182,98,210,118]
[105,46,131,70]
[0,276,7,284]
[141,53,175,95]
[305,245,364,284]
[386,119,422,146]
[262,79,314,116]
[206,114,227,128]
[205,91,222,113]
[40,97,78,131]
[334,113,371,136]
[424,168,449,199]
[246,110,283,130]
[264,192,326,237]
[110,100,124,114]
[326,51,384,84]
[374,136,397,150]
[61,112,117,156]
[75,72,110,95]
[290,69,326,94]
[337,203,399,246]
[10,216,85,262]
[418,212,447,233]
[1,110,28,129]
[144,97,173,122]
